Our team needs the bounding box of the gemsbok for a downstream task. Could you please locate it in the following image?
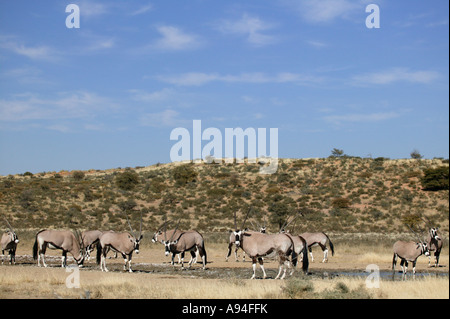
[392,241,430,276]
[152,221,196,265]
[299,232,335,263]
[81,230,103,260]
[1,218,19,265]
[32,229,85,268]
[426,227,443,267]
[232,208,296,279]
[96,212,143,272]
[392,224,430,277]
[161,221,207,270]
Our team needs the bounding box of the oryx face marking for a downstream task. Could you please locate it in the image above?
[233,230,242,247]
[430,228,440,241]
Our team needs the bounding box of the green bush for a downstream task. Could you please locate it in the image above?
[173,164,198,186]
[421,166,449,191]
[115,170,140,190]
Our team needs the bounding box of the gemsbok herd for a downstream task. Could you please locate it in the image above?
[0,211,445,280]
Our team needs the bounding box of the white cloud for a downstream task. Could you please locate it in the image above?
[216,14,277,46]
[157,72,323,86]
[0,91,116,122]
[139,109,186,127]
[0,37,58,61]
[352,68,440,85]
[285,0,363,23]
[152,26,201,51]
[130,3,153,16]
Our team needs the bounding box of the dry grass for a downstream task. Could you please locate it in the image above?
[1,240,448,299]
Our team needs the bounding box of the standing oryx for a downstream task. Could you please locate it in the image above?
[96,212,143,272]
[152,221,196,265]
[392,224,430,277]
[392,241,429,276]
[32,229,85,268]
[1,218,19,265]
[160,221,207,270]
[226,211,266,262]
[299,232,335,263]
[81,230,103,260]
[425,227,443,267]
[232,208,297,279]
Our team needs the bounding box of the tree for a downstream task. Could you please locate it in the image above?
[410,149,423,159]
[331,148,345,158]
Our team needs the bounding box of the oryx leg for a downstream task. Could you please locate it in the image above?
[434,251,440,267]
[62,251,67,268]
[197,246,206,270]
[100,247,109,272]
[192,249,198,264]
[11,249,16,265]
[38,243,48,268]
[226,243,232,262]
[251,257,258,279]
[308,247,314,263]
[319,243,328,263]
[275,256,290,280]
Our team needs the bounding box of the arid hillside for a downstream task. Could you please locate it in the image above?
[0,157,448,234]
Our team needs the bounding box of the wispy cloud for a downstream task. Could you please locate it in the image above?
[216,14,277,46]
[151,26,202,51]
[0,36,59,61]
[323,111,401,125]
[285,0,363,23]
[78,0,110,18]
[130,3,153,16]
[157,72,323,86]
[352,68,440,85]
[0,91,117,122]
[139,109,187,127]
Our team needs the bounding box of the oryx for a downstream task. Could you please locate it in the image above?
[161,221,207,270]
[425,227,443,267]
[299,232,335,263]
[232,208,296,279]
[283,233,309,274]
[392,224,430,277]
[152,221,196,265]
[226,211,266,262]
[81,230,103,260]
[392,241,429,276]
[32,229,85,268]
[96,212,143,272]
[1,218,19,265]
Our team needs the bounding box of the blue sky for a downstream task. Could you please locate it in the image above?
[0,0,448,175]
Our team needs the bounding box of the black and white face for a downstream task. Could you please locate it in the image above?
[134,235,143,254]
[233,230,242,247]
[162,240,177,256]
[430,228,440,240]
[10,231,19,244]
[422,243,430,256]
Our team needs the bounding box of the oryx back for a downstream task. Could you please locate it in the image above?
[393,241,424,261]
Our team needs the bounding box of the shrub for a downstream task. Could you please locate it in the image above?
[421,166,449,191]
[331,197,351,209]
[72,170,85,180]
[173,164,198,186]
[115,170,140,190]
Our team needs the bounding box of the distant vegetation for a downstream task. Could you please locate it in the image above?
[0,157,448,234]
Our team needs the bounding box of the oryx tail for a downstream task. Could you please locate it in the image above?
[323,232,334,256]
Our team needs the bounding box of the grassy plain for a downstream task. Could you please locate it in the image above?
[1,236,448,299]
